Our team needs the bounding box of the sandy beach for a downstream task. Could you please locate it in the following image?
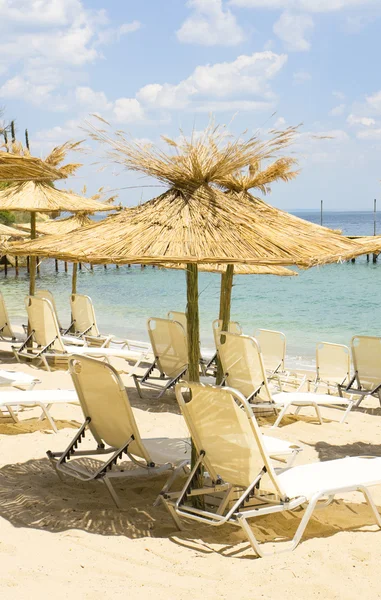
[1,349,381,600]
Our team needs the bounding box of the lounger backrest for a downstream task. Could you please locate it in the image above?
[254,329,286,373]
[218,331,272,403]
[212,319,242,350]
[316,342,351,385]
[176,383,285,497]
[148,317,188,378]
[0,292,15,339]
[69,355,150,460]
[352,335,381,390]
[168,311,187,335]
[36,290,62,329]
[70,294,99,336]
[25,296,65,352]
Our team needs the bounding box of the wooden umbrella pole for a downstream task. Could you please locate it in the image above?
[72,262,78,295]
[186,263,200,383]
[216,264,234,384]
[186,262,204,505]
[29,212,36,296]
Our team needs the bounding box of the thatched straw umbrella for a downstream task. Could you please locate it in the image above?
[0,142,111,296]
[0,151,65,182]
[0,223,28,238]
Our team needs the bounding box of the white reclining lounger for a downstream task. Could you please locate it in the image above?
[218,331,355,426]
[0,292,25,342]
[0,389,78,433]
[47,355,192,507]
[70,294,150,352]
[13,296,149,374]
[0,369,40,390]
[36,290,86,347]
[161,383,381,557]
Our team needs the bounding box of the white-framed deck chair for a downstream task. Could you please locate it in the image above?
[0,292,24,342]
[13,296,147,374]
[315,342,351,393]
[0,389,78,433]
[218,331,354,426]
[47,355,190,507]
[254,329,305,391]
[0,369,40,390]
[71,294,150,352]
[36,289,85,347]
[161,382,381,557]
[338,336,381,406]
[167,310,216,374]
[133,317,188,398]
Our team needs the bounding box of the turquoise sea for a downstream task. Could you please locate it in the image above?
[2,211,381,369]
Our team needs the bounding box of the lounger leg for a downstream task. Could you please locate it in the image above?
[358,485,381,527]
[34,402,58,433]
[3,404,19,424]
[271,404,290,428]
[160,495,184,531]
[102,477,122,509]
[313,403,323,424]
[153,460,189,507]
[339,401,354,424]
[238,493,321,557]
[294,406,302,415]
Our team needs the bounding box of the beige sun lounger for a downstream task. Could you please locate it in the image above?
[315,342,351,393]
[71,294,150,352]
[36,289,85,347]
[161,382,381,557]
[254,329,306,391]
[0,292,25,342]
[218,331,354,426]
[0,388,78,433]
[133,317,189,398]
[167,310,216,373]
[339,336,381,406]
[14,296,148,374]
[47,355,191,507]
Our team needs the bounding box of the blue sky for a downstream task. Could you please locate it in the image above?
[1,0,381,210]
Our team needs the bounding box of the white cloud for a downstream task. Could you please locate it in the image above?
[0,1,140,107]
[366,90,381,112]
[137,51,287,110]
[293,70,312,83]
[194,100,274,112]
[273,11,314,51]
[230,0,379,12]
[357,128,381,139]
[177,0,244,46]
[329,104,346,116]
[274,116,286,127]
[347,114,376,126]
[113,98,145,123]
[75,87,112,111]
[333,90,346,100]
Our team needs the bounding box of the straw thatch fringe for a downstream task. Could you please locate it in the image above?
[9,187,381,265]
[0,182,111,213]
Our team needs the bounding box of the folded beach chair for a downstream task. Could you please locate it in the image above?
[47,355,191,507]
[70,294,150,352]
[218,331,354,426]
[339,336,381,405]
[0,388,78,433]
[14,296,147,374]
[315,342,351,393]
[168,310,216,373]
[254,329,305,391]
[0,292,24,342]
[161,382,381,556]
[133,317,188,398]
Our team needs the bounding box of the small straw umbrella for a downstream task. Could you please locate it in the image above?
[0,142,111,296]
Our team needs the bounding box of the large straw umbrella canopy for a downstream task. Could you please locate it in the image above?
[0,142,111,296]
[0,151,66,182]
[0,223,28,238]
